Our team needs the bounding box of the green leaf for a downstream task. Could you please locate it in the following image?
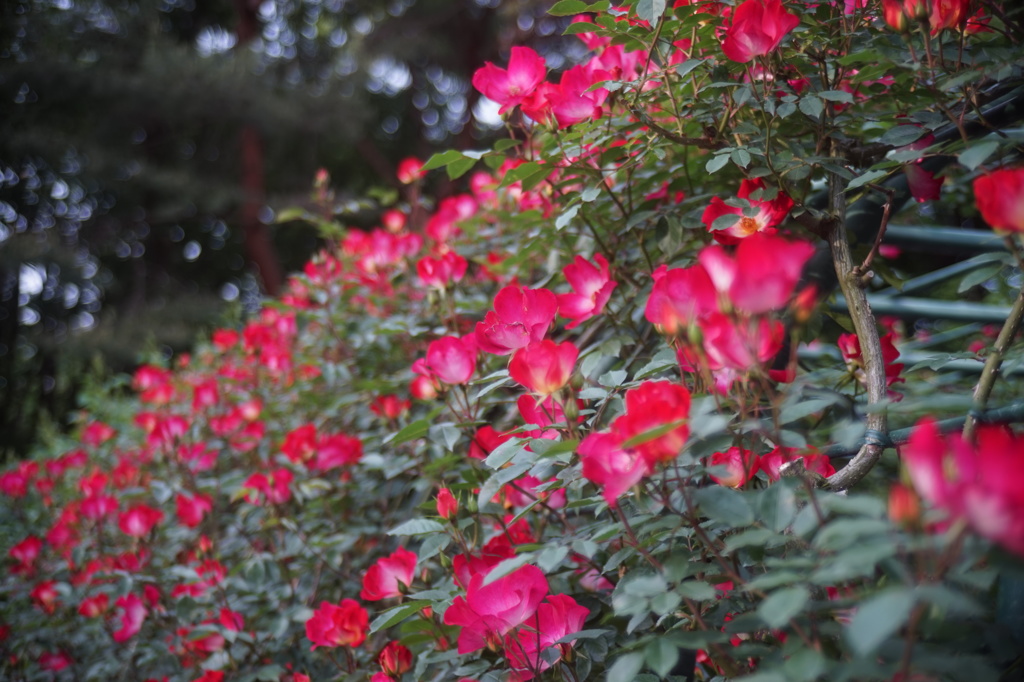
[255,665,286,681]
[471,369,511,400]
[880,125,926,147]
[388,418,430,445]
[477,461,532,509]
[645,638,679,678]
[674,58,704,79]
[757,586,809,628]
[799,96,823,119]
[706,153,731,174]
[385,407,445,445]
[957,263,1002,293]
[447,156,477,180]
[598,369,627,388]
[493,138,521,152]
[779,397,842,424]
[813,519,890,550]
[846,169,889,190]
[958,140,999,171]
[778,101,797,118]
[549,0,589,15]
[608,652,645,682]
[666,631,732,649]
[837,49,883,65]
[710,213,740,232]
[620,418,686,449]
[522,165,555,191]
[845,588,916,656]
[421,150,464,171]
[564,20,602,35]
[578,387,608,400]
[819,90,855,103]
[619,572,669,599]
[417,533,451,562]
[625,209,656,231]
[557,204,581,230]
[693,486,755,527]
[887,147,927,163]
[725,528,778,553]
[745,571,803,591]
[783,648,827,681]
[634,348,677,380]
[581,186,602,202]
[731,148,752,168]
[635,0,667,23]
[501,161,544,186]
[758,482,797,532]
[876,124,925,146]
[484,437,529,469]
[429,422,462,452]
[677,580,717,601]
[555,629,614,644]
[386,518,445,536]
[733,672,788,682]
[537,544,569,572]
[914,584,984,617]
[275,207,310,223]
[483,554,533,584]
[369,600,433,632]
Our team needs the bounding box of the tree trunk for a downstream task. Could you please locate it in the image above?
[233,0,283,296]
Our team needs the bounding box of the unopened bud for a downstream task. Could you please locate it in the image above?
[888,483,921,526]
[436,488,458,520]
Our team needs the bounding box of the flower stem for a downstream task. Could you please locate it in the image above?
[963,242,1024,440]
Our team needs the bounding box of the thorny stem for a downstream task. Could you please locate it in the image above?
[899,522,970,680]
[325,648,352,676]
[616,504,663,571]
[898,603,927,681]
[626,103,725,151]
[632,14,665,110]
[681,596,744,678]
[680,485,819,650]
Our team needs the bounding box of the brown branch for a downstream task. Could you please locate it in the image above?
[626,104,725,151]
[824,170,889,492]
[963,241,1024,441]
[852,184,895,280]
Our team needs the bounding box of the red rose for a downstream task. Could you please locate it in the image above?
[306,599,369,650]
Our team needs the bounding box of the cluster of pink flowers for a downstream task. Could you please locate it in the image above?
[882,0,988,34]
[580,380,692,505]
[646,233,814,391]
[709,446,835,488]
[904,420,1024,556]
[414,251,616,401]
[471,40,634,129]
[444,564,588,681]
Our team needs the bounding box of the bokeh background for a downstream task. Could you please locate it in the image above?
[0,0,586,458]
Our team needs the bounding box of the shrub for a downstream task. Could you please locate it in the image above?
[2,1,1024,681]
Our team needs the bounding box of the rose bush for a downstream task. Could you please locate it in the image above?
[2,1,1024,681]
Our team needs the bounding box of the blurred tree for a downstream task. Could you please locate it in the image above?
[0,0,575,458]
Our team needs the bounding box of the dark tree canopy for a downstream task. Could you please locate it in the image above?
[0,0,573,458]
